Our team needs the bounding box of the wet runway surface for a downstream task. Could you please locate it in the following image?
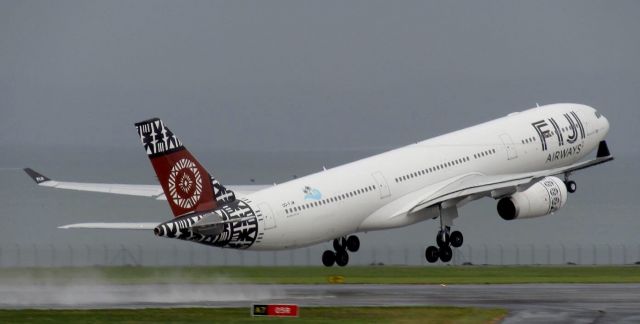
[1,283,639,323]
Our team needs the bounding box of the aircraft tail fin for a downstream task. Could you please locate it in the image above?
[134,118,235,217]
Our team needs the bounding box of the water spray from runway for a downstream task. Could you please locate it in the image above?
[0,271,286,308]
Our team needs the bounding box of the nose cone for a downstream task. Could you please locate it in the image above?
[600,115,610,135]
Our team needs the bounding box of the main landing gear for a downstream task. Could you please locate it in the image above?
[322,235,360,267]
[425,205,463,263]
[425,227,463,263]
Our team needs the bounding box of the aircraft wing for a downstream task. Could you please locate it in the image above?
[399,141,614,216]
[23,168,268,199]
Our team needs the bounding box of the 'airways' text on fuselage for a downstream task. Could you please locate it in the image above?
[546,144,583,163]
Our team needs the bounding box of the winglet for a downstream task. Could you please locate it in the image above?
[596,141,611,158]
[24,168,51,184]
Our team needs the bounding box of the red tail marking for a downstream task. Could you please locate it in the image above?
[150,149,217,217]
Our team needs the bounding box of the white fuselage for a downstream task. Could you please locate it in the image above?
[246,103,610,250]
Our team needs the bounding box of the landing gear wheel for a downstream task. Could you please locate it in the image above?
[439,246,453,262]
[346,235,360,252]
[425,246,439,263]
[333,238,347,251]
[436,230,450,248]
[565,180,577,193]
[335,250,349,267]
[450,231,463,248]
[322,250,336,267]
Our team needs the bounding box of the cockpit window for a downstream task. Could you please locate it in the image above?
[594,110,602,118]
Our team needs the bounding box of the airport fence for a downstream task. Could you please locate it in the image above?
[0,243,638,267]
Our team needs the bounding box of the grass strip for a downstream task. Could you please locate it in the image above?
[0,266,638,285]
[0,306,506,324]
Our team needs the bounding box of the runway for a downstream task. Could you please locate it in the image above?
[1,283,639,323]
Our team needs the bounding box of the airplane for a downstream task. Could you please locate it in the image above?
[24,103,613,266]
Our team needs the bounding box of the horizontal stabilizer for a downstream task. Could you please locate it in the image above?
[59,223,158,230]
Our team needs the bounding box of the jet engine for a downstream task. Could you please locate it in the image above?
[497,176,568,220]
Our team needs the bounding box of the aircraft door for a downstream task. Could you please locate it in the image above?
[499,134,518,160]
[371,171,391,199]
[258,202,277,230]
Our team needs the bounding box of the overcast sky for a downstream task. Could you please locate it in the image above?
[1,1,638,259]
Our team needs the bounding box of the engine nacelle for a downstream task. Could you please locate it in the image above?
[497,176,568,220]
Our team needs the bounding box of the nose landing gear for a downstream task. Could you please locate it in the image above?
[565,180,577,193]
[564,173,577,193]
[322,235,360,267]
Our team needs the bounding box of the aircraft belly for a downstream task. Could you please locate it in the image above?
[251,204,368,250]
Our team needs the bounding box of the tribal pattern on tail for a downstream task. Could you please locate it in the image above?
[135,119,183,157]
[211,176,235,204]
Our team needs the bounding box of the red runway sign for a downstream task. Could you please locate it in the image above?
[252,304,299,317]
